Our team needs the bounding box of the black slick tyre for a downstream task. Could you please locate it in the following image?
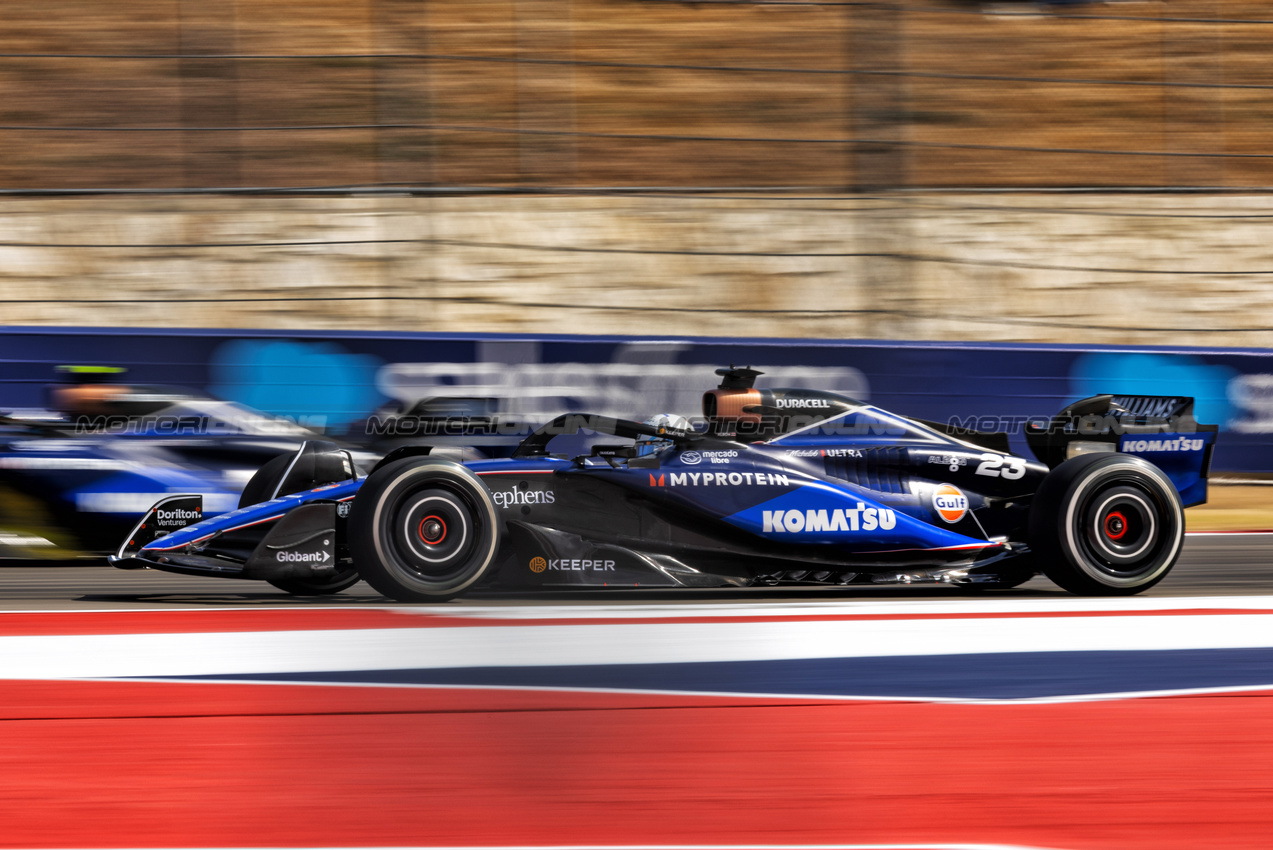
[1029,453,1184,596]
[267,571,361,596]
[348,458,501,602]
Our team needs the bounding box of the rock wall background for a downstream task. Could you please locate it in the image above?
[1,192,1270,348]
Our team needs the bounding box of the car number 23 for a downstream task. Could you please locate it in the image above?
[976,453,1026,480]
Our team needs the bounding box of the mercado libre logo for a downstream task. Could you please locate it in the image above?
[933,484,968,524]
[530,557,547,573]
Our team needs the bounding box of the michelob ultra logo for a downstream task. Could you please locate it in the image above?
[932,484,968,523]
[762,502,896,534]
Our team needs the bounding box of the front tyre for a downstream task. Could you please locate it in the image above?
[267,572,361,596]
[1029,453,1184,596]
[348,458,501,602]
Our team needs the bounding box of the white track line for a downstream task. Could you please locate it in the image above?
[3,610,1273,679]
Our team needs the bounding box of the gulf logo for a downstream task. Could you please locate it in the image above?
[932,483,968,523]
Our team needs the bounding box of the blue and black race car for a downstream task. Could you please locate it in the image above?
[111,367,1216,600]
[0,367,353,558]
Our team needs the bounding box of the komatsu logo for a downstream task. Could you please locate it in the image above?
[1122,437,1206,452]
[649,471,790,487]
[762,503,897,533]
[155,508,201,527]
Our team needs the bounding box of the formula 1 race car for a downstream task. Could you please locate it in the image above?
[111,367,1216,599]
[0,367,368,558]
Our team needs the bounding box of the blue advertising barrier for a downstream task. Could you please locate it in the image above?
[0,326,1268,472]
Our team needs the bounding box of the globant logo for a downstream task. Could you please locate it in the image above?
[276,550,331,563]
[762,503,897,533]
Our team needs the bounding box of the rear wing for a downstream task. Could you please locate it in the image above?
[1025,394,1217,507]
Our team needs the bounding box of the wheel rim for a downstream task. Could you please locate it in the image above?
[418,515,447,545]
[1074,481,1172,581]
[390,488,479,581]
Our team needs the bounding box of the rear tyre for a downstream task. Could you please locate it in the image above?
[348,458,501,602]
[1029,453,1184,596]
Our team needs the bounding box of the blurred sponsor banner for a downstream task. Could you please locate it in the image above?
[1,326,1272,470]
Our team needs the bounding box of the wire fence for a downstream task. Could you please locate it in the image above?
[0,0,1261,193]
[2,0,1270,343]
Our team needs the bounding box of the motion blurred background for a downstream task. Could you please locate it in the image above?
[0,0,1265,345]
[3,9,1273,848]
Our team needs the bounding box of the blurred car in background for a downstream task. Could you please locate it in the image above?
[0,366,547,559]
[347,394,538,460]
[0,366,373,558]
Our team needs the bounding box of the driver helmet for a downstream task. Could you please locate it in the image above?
[635,412,693,456]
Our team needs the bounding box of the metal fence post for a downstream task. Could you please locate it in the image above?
[177,0,241,188]
[849,1,906,192]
